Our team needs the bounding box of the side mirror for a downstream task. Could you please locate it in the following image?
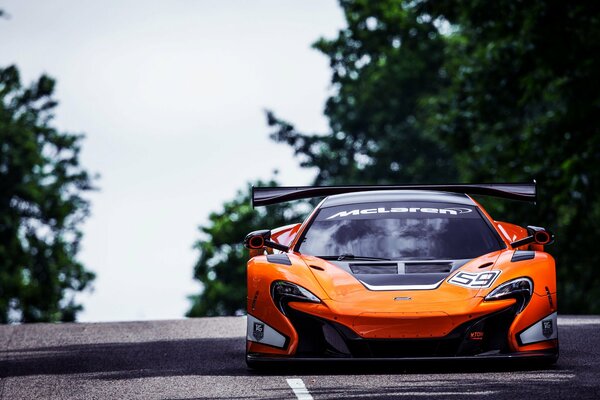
[244,229,289,252]
[510,225,555,248]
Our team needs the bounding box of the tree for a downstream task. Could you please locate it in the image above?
[269,0,457,185]
[420,0,600,312]
[187,179,306,317]
[0,65,95,322]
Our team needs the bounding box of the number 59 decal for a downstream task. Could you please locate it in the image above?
[447,270,501,289]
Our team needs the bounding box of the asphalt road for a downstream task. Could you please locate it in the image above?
[1,316,599,399]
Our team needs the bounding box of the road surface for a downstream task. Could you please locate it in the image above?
[1,316,599,399]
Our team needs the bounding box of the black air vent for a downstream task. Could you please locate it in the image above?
[350,263,397,274]
[511,251,535,262]
[405,263,452,274]
[266,253,292,266]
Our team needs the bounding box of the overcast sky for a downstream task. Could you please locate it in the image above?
[0,1,345,321]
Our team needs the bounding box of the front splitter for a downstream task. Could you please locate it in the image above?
[247,350,558,366]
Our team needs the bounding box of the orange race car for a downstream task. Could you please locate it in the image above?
[243,183,558,367]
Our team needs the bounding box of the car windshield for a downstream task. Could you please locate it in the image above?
[298,201,504,260]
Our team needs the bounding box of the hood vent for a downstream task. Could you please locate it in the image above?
[350,263,397,274]
[405,263,452,274]
[349,262,453,275]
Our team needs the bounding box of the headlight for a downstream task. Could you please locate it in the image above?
[484,277,533,314]
[271,281,320,315]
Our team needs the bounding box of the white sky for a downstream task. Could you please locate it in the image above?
[0,1,345,321]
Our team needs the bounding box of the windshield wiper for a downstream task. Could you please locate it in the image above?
[318,254,392,261]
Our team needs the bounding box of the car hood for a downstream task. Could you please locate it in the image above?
[301,251,504,306]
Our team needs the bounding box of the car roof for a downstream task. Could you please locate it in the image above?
[320,190,475,208]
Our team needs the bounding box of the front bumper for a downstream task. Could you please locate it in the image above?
[247,301,558,362]
[279,304,520,359]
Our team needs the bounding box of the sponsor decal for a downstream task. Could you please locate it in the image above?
[542,319,553,338]
[326,206,472,220]
[253,322,265,341]
[518,312,558,345]
[469,331,484,341]
[247,315,287,348]
[447,270,501,289]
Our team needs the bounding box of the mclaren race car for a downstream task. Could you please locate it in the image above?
[243,183,558,366]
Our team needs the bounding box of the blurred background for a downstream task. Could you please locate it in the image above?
[1,0,598,323]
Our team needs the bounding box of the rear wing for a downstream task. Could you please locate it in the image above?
[252,182,536,207]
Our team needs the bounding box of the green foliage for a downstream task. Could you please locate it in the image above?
[187,180,305,317]
[420,1,600,312]
[0,65,95,322]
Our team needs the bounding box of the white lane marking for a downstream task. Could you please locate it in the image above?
[558,317,600,326]
[286,378,314,400]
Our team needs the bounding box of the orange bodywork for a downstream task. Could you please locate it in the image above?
[246,194,558,360]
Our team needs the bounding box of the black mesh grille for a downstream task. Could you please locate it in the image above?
[346,337,462,358]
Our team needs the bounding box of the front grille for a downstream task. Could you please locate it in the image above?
[346,337,462,358]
